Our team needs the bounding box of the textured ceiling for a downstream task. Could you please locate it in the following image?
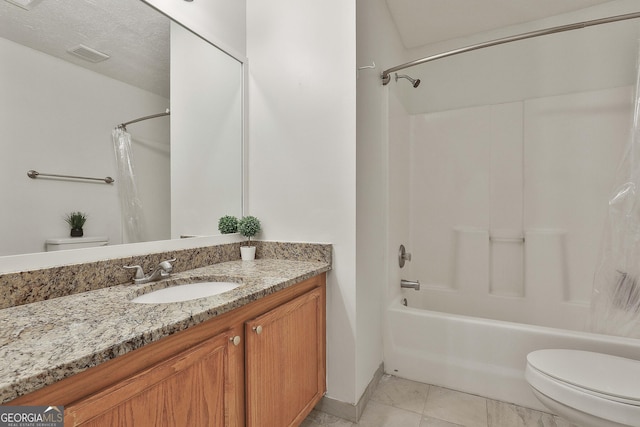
[0,0,170,98]
[386,0,615,49]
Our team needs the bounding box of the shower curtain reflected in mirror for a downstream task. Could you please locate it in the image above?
[112,128,146,243]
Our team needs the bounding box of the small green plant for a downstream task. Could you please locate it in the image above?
[218,215,238,234]
[65,211,87,237]
[238,215,261,245]
[65,211,87,230]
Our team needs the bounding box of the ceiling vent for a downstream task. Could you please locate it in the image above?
[67,44,110,63]
[4,0,44,10]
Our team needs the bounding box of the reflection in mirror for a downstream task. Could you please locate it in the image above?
[170,22,243,240]
[0,0,243,257]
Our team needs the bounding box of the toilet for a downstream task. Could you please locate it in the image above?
[526,349,640,427]
[45,236,109,251]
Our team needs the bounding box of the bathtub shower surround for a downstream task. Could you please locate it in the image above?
[385,8,640,416]
[389,83,637,417]
[408,86,631,332]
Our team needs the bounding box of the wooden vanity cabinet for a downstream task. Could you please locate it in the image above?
[65,326,244,427]
[245,287,325,427]
[10,273,326,427]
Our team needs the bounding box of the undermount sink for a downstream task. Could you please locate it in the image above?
[131,281,240,304]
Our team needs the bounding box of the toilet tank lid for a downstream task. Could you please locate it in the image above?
[45,236,109,245]
[527,349,640,402]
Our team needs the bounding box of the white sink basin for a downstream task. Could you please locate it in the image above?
[131,281,240,304]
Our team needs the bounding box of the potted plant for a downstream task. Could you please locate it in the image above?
[65,211,87,237]
[218,215,238,234]
[238,215,261,260]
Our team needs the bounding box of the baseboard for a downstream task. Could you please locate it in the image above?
[314,363,384,423]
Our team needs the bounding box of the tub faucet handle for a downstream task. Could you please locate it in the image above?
[399,244,412,268]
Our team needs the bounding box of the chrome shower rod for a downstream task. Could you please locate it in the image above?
[118,110,170,130]
[381,11,640,85]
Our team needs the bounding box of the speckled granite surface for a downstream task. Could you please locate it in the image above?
[0,242,331,404]
[0,241,332,309]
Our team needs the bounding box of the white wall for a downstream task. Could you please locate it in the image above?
[0,37,169,256]
[246,0,357,404]
[355,0,409,401]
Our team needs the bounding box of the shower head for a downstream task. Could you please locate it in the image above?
[395,73,421,88]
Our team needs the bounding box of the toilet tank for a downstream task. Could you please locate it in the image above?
[45,236,109,251]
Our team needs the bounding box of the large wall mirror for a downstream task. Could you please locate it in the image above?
[0,0,243,257]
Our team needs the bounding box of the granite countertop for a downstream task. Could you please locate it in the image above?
[0,258,330,404]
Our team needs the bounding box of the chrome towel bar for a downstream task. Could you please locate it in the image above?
[27,170,114,184]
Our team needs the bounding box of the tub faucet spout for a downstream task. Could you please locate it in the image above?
[401,279,420,291]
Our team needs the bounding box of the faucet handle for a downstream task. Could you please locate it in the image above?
[123,265,144,279]
[159,258,176,271]
[399,245,412,268]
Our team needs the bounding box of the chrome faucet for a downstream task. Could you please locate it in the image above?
[400,279,420,291]
[124,258,176,284]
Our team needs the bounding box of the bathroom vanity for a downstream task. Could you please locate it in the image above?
[0,242,330,427]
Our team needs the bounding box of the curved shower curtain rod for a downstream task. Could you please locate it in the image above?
[118,108,170,130]
[381,10,640,85]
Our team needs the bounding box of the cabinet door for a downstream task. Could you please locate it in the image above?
[65,327,244,427]
[245,287,325,427]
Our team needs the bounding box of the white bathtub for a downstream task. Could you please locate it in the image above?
[383,299,640,411]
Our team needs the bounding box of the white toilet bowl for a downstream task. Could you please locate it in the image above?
[525,349,640,427]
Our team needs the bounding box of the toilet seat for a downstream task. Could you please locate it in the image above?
[526,349,640,426]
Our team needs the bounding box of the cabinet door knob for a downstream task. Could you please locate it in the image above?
[230,335,241,346]
[253,325,263,335]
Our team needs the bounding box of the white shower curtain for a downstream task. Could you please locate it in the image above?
[112,127,146,243]
[591,48,640,338]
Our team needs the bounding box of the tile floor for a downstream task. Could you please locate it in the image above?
[302,375,579,427]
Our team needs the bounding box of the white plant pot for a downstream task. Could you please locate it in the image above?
[240,246,256,261]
